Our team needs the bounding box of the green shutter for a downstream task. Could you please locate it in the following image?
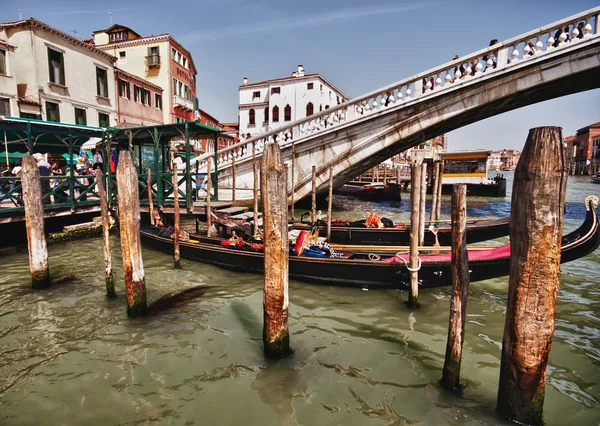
[59,53,65,85]
[147,46,152,58]
[0,49,6,75]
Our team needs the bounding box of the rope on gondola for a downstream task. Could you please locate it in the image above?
[395,252,422,272]
[368,253,380,260]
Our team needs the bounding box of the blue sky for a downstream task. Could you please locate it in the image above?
[2,0,599,151]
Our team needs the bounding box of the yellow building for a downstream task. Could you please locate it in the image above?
[92,24,197,124]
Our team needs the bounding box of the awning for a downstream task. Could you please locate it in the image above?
[0,151,27,163]
[81,137,102,150]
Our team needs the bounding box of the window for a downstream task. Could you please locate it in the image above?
[142,88,151,106]
[118,79,130,98]
[0,49,6,75]
[134,85,142,102]
[109,31,127,42]
[173,78,177,95]
[249,109,255,125]
[264,107,269,123]
[272,106,279,122]
[252,91,260,100]
[47,48,65,85]
[96,67,108,98]
[98,112,109,128]
[337,96,340,105]
[45,101,60,122]
[172,48,177,59]
[271,87,280,95]
[0,98,9,116]
[74,107,86,125]
[155,93,162,110]
[284,104,291,121]
[183,57,187,68]
[307,83,313,90]
[306,102,314,116]
[320,84,323,91]
[147,46,160,66]
[319,104,323,112]
[21,112,40,120]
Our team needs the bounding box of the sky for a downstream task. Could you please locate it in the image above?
[2,0,599,152]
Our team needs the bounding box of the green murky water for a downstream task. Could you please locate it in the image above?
[0,172,599,425]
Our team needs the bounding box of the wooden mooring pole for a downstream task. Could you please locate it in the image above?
[253,146,259,237]
[436,161,443,220]
[172,159,181,268]
[95,168,115,297]
[116,150,147,316]
[231,156,236,203]
[407,163,421,308]
[311,165,317,224]
[261,142,291,358]
[327,165,333,241]
[206,157,212,233]
[418,162,427,245]
[290,143,295,221]
[497,127,567,425]
[441,184,469,391]
[430,161,440,222]
[21,156,50,288]
[147,168,154,226]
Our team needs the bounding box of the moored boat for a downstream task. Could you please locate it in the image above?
[140,197,599,289]
[592,172,600,183]
[334,182,401,201]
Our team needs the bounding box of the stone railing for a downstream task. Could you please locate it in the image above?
[192,7,599,172]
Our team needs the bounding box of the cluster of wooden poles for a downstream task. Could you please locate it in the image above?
[19,127,565,425]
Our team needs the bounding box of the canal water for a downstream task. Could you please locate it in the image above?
[1,172,599,425]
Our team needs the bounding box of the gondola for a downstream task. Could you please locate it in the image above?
[139,197,600,290]
[592,172,600,183]
[294,215,510,246]
[334,182,401,201]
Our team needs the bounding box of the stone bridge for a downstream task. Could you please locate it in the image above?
[195,7,600,202]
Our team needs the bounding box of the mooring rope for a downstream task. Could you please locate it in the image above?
[395,252,422,272]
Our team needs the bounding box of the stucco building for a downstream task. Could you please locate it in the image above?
[239,65,349,139]
[0,18,116,127]
[92,24,197,125]
[115,68,163,126]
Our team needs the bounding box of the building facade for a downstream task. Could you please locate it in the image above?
[115,69,163,126]
[0,37,18,118]
[0,18,116,127]
[92,24,197,125]
[239,65,349,139]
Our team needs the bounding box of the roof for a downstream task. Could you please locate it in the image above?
[0,18,117,62]
[110,121,221,146]
[93,25,197,75]
[92,24,142,39]
[115,68,163,92]
[441,150,492,157]
[576,121,600,134]
[240,73,350,100]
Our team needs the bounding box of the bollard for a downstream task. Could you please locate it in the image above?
[497,127,567,425]
[21,156,50,288]
[95,168,115,297]
[172,158,181,268]
[327,165,333,241]
[441,184,469,391]
[116,150,147,317]
[407,163,421,308]
[418,162,427,245]
[261,142,291,358]
[311,165,317,224]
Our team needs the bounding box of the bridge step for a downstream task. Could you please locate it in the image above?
[230,211,261,220]
[214,206,248,217]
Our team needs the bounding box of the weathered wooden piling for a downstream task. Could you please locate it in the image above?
[147,168,154,226]
[231,156,236,203]
[327,165,333,241]
[21,156,50,288]
[497,127,567,425]
[383,164,387,186]
[290,143,295,221]
[95,168,115,297]
[418,162,427,245]
[206,157,212,233]
[261,142,291,358]
[116,150,147,316]
[311,165,317,224]
[436,161,443,220]
[430,161,440,222]
[441,184,469,391]
[172,158,181,268]
[253,146,259,237]
[408,163,421,308]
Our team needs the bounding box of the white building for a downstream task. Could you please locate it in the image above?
[239,65,349,138]
[0,18,116,127]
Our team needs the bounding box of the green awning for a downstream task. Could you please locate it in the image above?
[0,151,28,162]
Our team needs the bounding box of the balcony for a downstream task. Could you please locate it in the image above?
[173,95,193,111]
[145,55,161,67]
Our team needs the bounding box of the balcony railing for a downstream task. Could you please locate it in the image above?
[146,55,161,67]
[173,95,193,111]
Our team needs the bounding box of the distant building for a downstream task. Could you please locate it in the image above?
[402,135,447,163]
[574,121,600,165]
[239,64,349,139]
[195,109,234,154]
[115,69,163,126]
[92,24,197,124]
[0,18,117,126]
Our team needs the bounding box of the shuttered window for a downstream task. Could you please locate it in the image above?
[47,48,65,85]
[96,67,108,98]
[74,107,86,125]
[0,98,9,116]
[0,49,6,75]
[46,101,60,122]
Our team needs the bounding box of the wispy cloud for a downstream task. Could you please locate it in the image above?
[179,3,435,44]
[43,7,137,16]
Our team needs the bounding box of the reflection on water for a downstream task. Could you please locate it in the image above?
[0,172,599,425]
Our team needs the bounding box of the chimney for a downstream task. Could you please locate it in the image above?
[297,64,304,77]
[243,77,248,85]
